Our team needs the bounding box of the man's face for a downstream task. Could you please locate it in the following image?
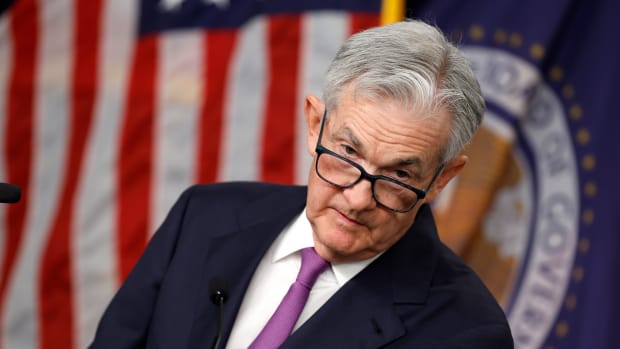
[304,89,466,263]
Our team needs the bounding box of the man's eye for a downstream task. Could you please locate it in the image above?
[343,145,356,156]
[394,170,410,179]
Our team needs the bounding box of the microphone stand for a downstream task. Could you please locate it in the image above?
[211,290,226,349]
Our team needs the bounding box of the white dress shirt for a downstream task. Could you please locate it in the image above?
[225,208,379,349]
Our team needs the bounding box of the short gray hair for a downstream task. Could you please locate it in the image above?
[323,20,484,163]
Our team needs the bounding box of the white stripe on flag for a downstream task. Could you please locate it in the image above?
[219,17,267,181]
[72,1,137,347]
[0,14,10,298]
[3,0,73,347]
[151,31,202,234]
[295,13,349,185]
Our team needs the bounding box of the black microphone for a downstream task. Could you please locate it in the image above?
[0,183,21,203]
[209,278,228,349]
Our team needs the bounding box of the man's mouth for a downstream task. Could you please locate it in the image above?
[334,209,364,226]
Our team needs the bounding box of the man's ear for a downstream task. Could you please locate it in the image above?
[424,154,468,202]
[304,94,324,156]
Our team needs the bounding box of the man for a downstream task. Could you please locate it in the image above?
[91,20,513,348]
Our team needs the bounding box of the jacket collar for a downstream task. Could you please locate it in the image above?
[193,185,439,349]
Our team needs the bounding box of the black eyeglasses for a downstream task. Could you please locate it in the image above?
[314,111,445,213]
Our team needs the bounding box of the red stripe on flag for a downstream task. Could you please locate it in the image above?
[38,1,102,348]
[260,15,301,184]
[0,2,38,348]
[349,12,380,35]
[116,36,158,282]
[197,30,238,183]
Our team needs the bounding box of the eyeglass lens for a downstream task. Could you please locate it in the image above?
[316,152,419,211]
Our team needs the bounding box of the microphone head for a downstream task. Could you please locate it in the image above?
[209,277,228,304]
[0,183,21,203]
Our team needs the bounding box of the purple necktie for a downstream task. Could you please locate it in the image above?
[248,247,330,349]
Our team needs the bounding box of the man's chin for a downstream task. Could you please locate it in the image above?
[314,234,375,263]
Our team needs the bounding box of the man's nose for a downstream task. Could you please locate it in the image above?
[342,178,376,211]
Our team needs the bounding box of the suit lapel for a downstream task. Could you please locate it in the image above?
[282,204,439,349]
[282,256,406,349]
[188,185,308,348]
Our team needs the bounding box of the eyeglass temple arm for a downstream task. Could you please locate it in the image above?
[316,110,328,149]
[423,163,446,194]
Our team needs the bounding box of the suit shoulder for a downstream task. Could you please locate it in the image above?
[183,182,304,205]
[174,182,306,221]
[431,243,511,327]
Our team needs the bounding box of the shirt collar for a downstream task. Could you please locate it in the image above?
[272,208,381,286]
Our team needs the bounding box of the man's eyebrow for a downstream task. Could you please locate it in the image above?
[387,157,426,181]
[335,126,363,149]
[394,157,423,168]
[394,157,424,171]
[335,126,426,168]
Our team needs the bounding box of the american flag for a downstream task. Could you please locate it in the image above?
[0,0,385,347]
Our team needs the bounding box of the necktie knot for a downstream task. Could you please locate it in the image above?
[297,247,330,288]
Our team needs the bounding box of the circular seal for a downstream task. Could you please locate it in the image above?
[433,39,585,348]
[463,46,580,348]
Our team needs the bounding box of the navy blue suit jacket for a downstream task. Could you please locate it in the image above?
[91,182,513,348]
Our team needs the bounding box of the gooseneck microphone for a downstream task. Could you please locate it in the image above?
[0,183,21,203]
[209,278,228,349]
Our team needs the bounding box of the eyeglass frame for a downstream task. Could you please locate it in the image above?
[314,110,446,213]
